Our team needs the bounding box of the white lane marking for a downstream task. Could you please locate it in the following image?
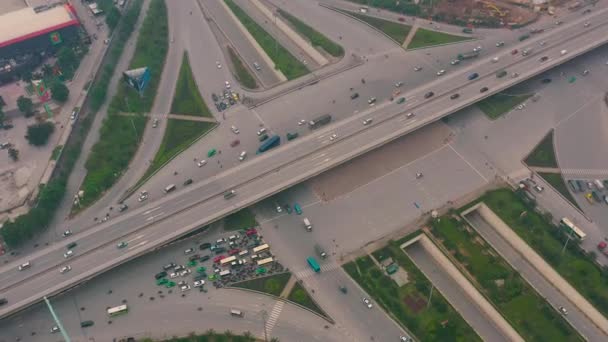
[146,212,165,221]
[128,240,148,250]
[314,158,331,167]
[448,144,489,183]
[127,235,145,243]
[310,153,327,161]
[143,206,162,215]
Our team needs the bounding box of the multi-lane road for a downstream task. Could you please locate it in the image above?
[2,5,608,320]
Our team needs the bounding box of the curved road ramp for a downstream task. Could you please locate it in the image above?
[462,203,608,336]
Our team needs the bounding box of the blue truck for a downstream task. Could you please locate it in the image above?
[257,135,280,154]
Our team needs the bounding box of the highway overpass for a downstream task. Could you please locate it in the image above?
[1,8,608,319]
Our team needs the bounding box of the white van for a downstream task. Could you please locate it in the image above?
[164,184,176,193]
[303,218,312,231]
[230,309,244,317]
[18,261,31,271]
[239,151,247,161]
[594,179,605,191]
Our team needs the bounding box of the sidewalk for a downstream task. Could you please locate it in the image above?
[402,23,419,49]
[279,274,297,298]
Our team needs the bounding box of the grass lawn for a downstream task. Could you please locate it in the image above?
[170,53,212,117]
[345,249,480,341]
[524,130,558,168]
[538,172,581,210]
[407,28,471,49]
[231,272,291,297]
[227,46,257,89]
[287,281,329,319]
[346,11,410,43]
[477,92,533,120]
[476,189,608,318]
[277,8,344,58]
[224,208,257,231]
[224,0,308,80]
[138,119,216,184]
[51,145,63,161]
[430,215,583,341]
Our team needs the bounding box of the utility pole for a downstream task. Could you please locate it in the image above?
[44,296,71,342]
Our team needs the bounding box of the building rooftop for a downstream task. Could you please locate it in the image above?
[0,4,80,49]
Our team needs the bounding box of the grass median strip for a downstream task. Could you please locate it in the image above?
[407,27,471,49]
[477,91,533,120]
[231,272,291,297]
[344,249,481,341]
[538,172,581,211]
[344,11,410,43]
[77,0,168,210]
[170,52,213,117]
[227,46,257,89]
[525,130,558,168]
[277,8,344,58]
[224,0,308,80]
[224,208,257,231]
[477,189,608,319]
[430,215,583,341]
[287,281,329,319]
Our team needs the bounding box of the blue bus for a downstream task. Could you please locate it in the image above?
[257,135,280,154]
[307,257,320,273]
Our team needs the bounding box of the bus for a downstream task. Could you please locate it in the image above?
[307,257,320,273]
[257,257,273,266]
[252,244,270,254]
[220,256,237,266]
[107,304,128,317]
[560,218,586,240]
[257,135,280,154]
[219,269,232,277]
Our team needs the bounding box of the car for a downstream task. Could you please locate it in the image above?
[539,40,546,46]
[362,118,373,125]
[400,336,413,342]
[598,242,607,250]
[179,269,191,276]
[584,21,590,27]
[480,87,489,93]
[200,255,211,262]
[194,280,205,287]
[230,139,240,148]
[216,238,227,244]
[216,61,222,69]
[155,271,168,280]
[396,97,405,104]
[163,262,176,270]
[64,250,74,258]
[275,204,283,213]
[184,248,195,255]
[212,93,219,102]
[329,134,338,141]
[180,285,191,292]
[214,255,225,263]
[169,272,179,279]
[103,38,110,44]
[424,92,434,99]
[592,191,601,202]
[395,81,403,87]
[183,179,193,186]
[199,242,212,250]
[253,62,261,71]
[496,70,507,78]
[450,59,460,65]
[473,45,482,52]
[436,69,445,76]
[363,297,373,308]
[138,191,148,202]
[257,128,267,136]
[0,298,7,306]
[118,203,128,212]
[230,125,240,134]
[413,66,422,71]
[294,203,302,215]
[152,119,159,128]
[495,41,505,47]
[70,108,79,120]
[195,159,207,168]
[62,230,72,237]
[534,185,544,193]
[511,49,518,55]
[60,265,72,274]
[225,81,231,89]
[51,326,60,333]
[228,249,240,256]
[511,72,519,78]
[368,97,376,105]
[350,92,359,100]
[555,20,563,25]
[177,280,187,287]
[238,151,247,161]
[582,69,590,76]
[539,56,549,62]
[298,119,307,126]
[67,242,77,249]
[17,262,30,272]
[491,56,499,63]
[559,306,568,315]
[468,72,479,80]
[541,78,552,84]
[406,112,415,119]
[286,132,299,141]
[246,228,257,236]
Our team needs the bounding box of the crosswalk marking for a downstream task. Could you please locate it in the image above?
[263,300,284,337]
[561,169,608,178]
[293,262,340,279]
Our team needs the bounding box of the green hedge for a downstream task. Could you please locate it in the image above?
[277,9,344,58]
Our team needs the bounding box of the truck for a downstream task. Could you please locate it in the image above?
[257,135,280,154]
[456,51,479,60]
[308,114,332,129]
[303,217,312,231]
[314,244,327,259]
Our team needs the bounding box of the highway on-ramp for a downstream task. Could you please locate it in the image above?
[1,9,608,319]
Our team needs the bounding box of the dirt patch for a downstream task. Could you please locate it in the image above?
[403,294,426,314]
[310,121,452,201]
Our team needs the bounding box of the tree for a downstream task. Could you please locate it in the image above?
[106,6,122,30]
[17,96,34,117]
[8,148,19,161]
[26,122,55,146]
[51,82,69,102]
[57,47,77,71]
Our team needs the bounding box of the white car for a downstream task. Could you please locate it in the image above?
[60,266,72,274]
[180,269,192,277]
[436,69,445,76]
[180,285,191,292]
[197,160,207,167]
[363,297,373,308]
[406,112,415,119]
[413,66,422,71]
[362,118,373,125]
[329,134,338,141]
[138,192,148,202]
[394,81,403,88]
[491,57,499,63]
[368,97,376,105]
[539,41,546,46]
[560,49,568,56]
[559,306,568,315]
[238,151,247,161]
[184,248,195,255]
[450,59,460,65]
[64,250,74,258]
[51,326,60,333]
[225,81,231,89]
[216,61,222,69]
[495,41,504,47]
[297,119,307,126]
[276,204,282,213]
[152,118,159,128]
[257,128,267,136]
[194,280,205,287]
[231,125,240,134]
[169,272,178,279]
[62,230,72,237]
[473,45,482,52]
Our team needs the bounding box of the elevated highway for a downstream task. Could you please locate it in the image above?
[1,8,608,319]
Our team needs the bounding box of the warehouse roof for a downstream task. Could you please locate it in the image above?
[0,4,79,49]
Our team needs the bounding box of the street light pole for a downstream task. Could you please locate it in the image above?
[44,296,71,342]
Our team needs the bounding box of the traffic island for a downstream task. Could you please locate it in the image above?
[406,27,471,50]
[477,90,533,120]
[286,280,330,321]
[340,10,411,44]
[231,272,291,297]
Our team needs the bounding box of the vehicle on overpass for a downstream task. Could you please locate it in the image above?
[308,114,332,129]
[257,135,280,154]
[307,256,321,273]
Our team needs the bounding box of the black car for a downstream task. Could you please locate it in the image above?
[480,87,489,93]
[539,56,549,62]
[214,247,226,254]
[424,91,434,99]
[118,203,128,212]
[188,254,200,262]
[0,298,7,306]
[450,93,460,100]
[541,78,552,84]
[200,255,211,262]
[199,242,211,250]
[67,242,77,249]
[183,179,193,186]
[212,93,219,102]
[155,271,167,280]
[80,320,94,328]
[350,92,359,100]
[163,262,176,270]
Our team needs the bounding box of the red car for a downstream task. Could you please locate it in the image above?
[230,139,240,147]
[246,228,257,236]
[228,249,240,256]
[511,49,518,55]
[398,17,405,22]
[213,255,226,263]
[598,241,607,250]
